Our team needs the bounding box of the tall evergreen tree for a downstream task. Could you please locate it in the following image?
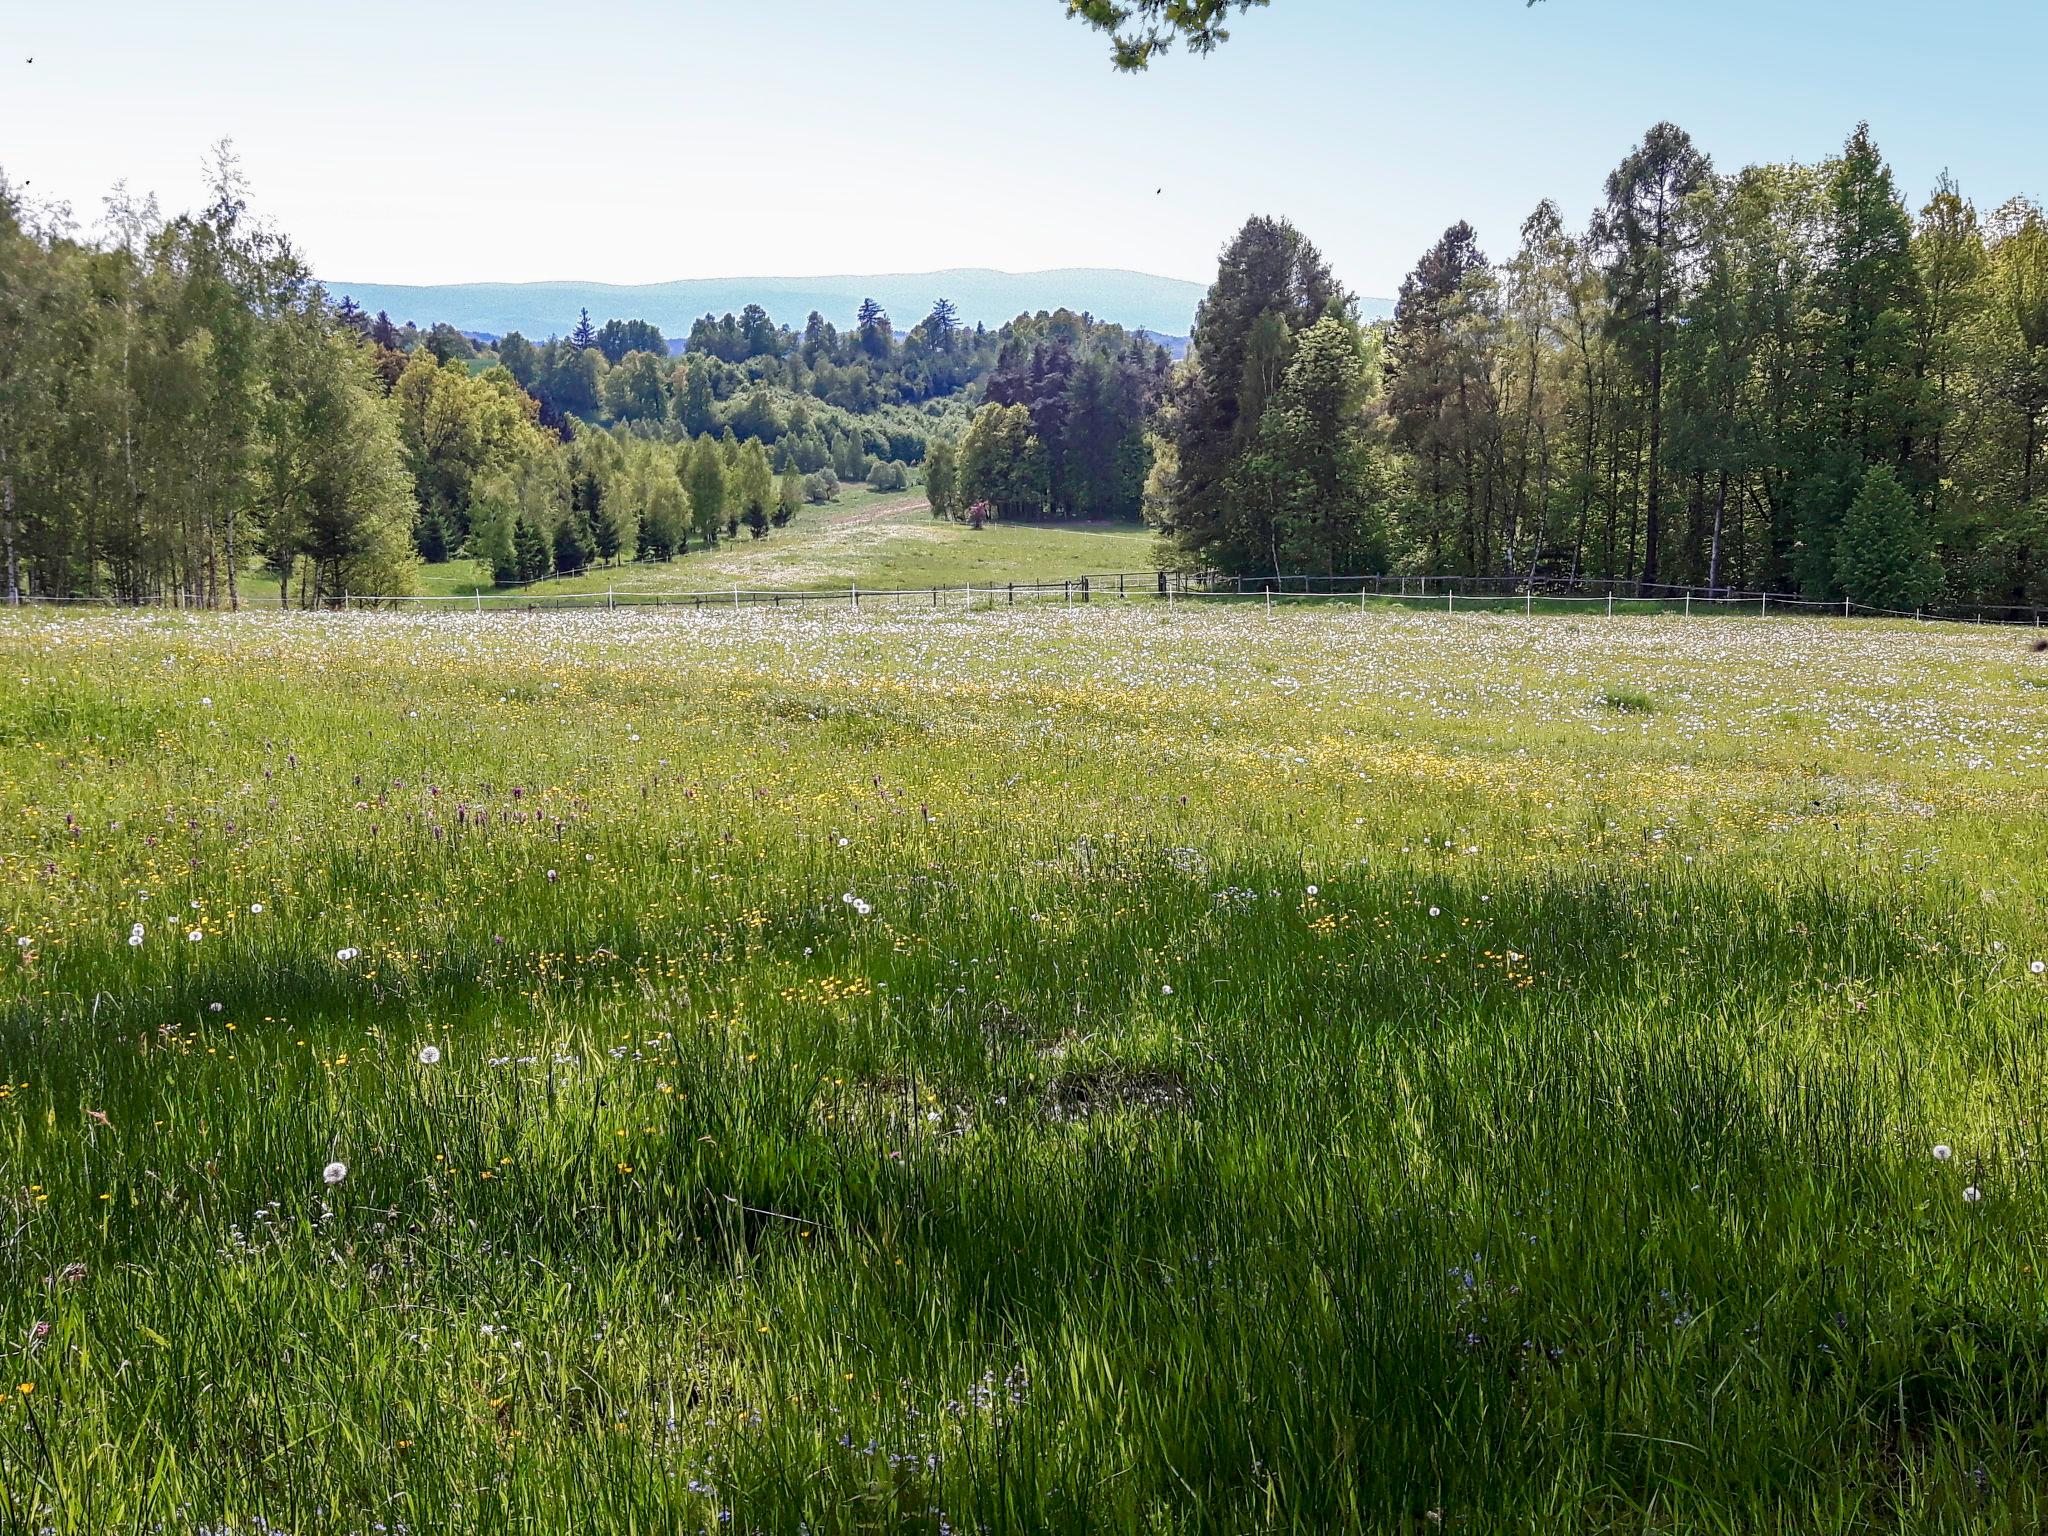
[1595,122,1712,592]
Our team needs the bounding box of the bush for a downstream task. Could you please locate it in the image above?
[804,469,841,505]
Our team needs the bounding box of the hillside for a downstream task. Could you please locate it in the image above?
[328,267,1215,342]
[409,485,1160,599]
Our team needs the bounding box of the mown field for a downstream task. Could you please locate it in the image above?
[2,606,2046,1534]
[406,489,1160,601]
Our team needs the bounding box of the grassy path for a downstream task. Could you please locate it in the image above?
[412,488,1160,600]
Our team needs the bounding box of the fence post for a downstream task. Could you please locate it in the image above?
[1526,588,1532,618]
[1080,576,1089,604]
[1684,591,1690,618]
[1064,581,1071,605]
[475,590,481,613]
[1265,585,1272,616]
[607,585,614,611]
[1448,590,1454,616]
[851,583,859,613]
[1009,582,1014,607]
[733,586,740,609]
[1843,595,1850,618]
[1761,592,1768,617]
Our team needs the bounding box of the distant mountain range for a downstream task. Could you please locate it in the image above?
[327,268,1393,347]
[329,269,1209,345]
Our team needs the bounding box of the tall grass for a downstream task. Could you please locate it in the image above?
[1,607,2045,1532]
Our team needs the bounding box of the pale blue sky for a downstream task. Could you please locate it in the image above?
[3,0,2041,299]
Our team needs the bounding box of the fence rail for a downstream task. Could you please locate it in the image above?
[10,571,2046,629]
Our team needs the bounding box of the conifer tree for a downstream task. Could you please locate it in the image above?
[1835,464,1942,610]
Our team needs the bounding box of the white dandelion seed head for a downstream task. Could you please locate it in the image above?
[1963,1185,1983,1203]
[250,903,264,915]
[186,929,203,943]
[322,1161,348,1186]
[417,1045,442,1066]
[15,935,29,947]
[1429,906,1442,918]
[334,947,359,963]
[1933,1144,1953,1161]
[2032,960,2045,976]
[127,933,144,947]
[1161,983,1174,995]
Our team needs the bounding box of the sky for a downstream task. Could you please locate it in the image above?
[3,0,2044,301]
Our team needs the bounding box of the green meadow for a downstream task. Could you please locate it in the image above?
[3,605,2046,1533]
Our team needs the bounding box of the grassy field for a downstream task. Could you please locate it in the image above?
[407,489,1160,601]
[3,605,2047,1532]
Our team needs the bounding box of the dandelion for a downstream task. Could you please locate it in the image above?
[418,1045,442,1066]
[1306,885,1319,897]
[1429,906,1442,918]
[546,869,559,882]
[1963,1185,1983,1203]
[250,903,264,915]
[334,947,359,963]
[1161,983,1174,995]
[14,936,28,948]
[186,929,203,943]
[2032,960,2045,975]
[1933,1144,1953,1161]
[322,1161,348,1185]
[14,1383,30,1396]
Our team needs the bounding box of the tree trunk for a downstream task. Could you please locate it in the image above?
[1707,469,1728,593]
[1,447,19,605]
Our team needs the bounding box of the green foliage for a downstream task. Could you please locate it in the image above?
[1230,315,1396,574]
[511,512,549,582]
[686,436,727,550]
[1066,0,1269,70]
[959,403,1049,519]
[1835,464,1943,609]
[1154,215,1348,571]
[0,154,415,606]
[924,439,960,520]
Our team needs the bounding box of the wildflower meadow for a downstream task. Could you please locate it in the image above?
[2,605,2046,1533]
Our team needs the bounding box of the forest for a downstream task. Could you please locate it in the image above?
[2,117,2045,612]
[1157,122,2048,611]
[0,157,1165,605]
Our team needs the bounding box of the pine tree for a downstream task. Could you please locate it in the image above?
[1595,123,1712,593]
[1835,464,1942,610]
[1155,215,1346,571]
[552,513,592,576]
[512,514,550,583]
[570,308,599,351]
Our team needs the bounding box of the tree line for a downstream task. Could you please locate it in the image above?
[0,155,1157,603]
[1154,123,2048,612]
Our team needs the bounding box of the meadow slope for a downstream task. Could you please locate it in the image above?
[2,606,2047,1533]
